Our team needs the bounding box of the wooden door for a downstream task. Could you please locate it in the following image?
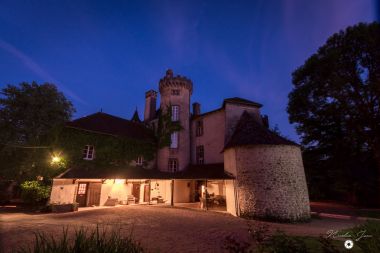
[132,183,140,203]
[143,184,150,202]
[76,183,88,207]
[87,183,102,206]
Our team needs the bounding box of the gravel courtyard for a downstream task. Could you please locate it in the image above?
[0,205,363,252]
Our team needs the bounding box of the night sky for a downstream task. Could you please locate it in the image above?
[0,1,377,141]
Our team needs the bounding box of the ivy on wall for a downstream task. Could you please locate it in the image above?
[53,127,156,170]
[156,105,183,148]
[51,105,183,171]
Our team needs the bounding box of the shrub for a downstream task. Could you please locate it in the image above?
[318,236,341,253]
[265,231,310,253]
[223,223,311,253]
[20,181,51,205]
[223,235,252,253]
[16,225,144,253]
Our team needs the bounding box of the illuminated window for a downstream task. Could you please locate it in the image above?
[171,89,180,96]
[83,145,95,160]
[136,156,143,166]
[196,120,203,137]
[171,105,179,121]
[77,183,87,194]
[196,145,204,165]
[168,159,178,172]
[170,132,178,148]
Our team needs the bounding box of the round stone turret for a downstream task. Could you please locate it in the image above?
[157,69,192,172]
[224,112,310,221]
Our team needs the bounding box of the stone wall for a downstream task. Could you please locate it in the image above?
[225,145,310,221]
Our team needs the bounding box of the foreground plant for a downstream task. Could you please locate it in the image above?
[16,225,144,253]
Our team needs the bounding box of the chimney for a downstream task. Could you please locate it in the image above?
[261,115,269,128]
[193,102,201,116]
[144,90,157,121]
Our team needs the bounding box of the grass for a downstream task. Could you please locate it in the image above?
[224,220,380,253]
[15,225,145,253]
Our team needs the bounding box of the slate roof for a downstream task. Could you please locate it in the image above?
[224,111,298,149]
[223,97,262,108]
[58,163,234,180]
[66,112,154,140]
[193,97,262,119]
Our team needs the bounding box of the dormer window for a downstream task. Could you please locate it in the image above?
[136,156,143,166]
[171,105,179,121]
[83,145,95,160]
[171,89,180,96]
[196,145,204,165]
[168,158,178,172]
[196,120,203,137]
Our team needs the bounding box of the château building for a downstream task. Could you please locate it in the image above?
[50,69,310,221]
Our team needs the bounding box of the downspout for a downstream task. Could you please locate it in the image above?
[149,180,151,205]
[205,179,208,211]
[171,179,174,206]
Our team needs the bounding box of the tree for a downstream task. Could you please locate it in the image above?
[287,22,380,205]
[0,82,75,181]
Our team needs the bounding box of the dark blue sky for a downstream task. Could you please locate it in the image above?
[0,0,377,141]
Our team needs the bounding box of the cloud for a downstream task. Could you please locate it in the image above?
[0,38,87,105]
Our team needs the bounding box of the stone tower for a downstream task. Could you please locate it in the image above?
[224,111,310,221]
[157,69,193,172]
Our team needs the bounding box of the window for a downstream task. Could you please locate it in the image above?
[196,145,204,165]
[171,89,180,96]
[170,132,178,148]
[136,156,143,166]
[168,159,178,172]
[77,183,87,194]
[171,105,179,121]
[83,145,95,160]
[196,120,203,137]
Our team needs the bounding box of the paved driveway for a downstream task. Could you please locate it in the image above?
[0,205,363,252]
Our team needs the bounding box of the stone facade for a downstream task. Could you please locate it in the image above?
[224,145,310,221]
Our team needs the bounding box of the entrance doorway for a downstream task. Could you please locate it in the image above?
[87,182,101,206]
[143,184,150,202]
[76,183,88,207]
[76,182,102,207]
[132,183,140,203]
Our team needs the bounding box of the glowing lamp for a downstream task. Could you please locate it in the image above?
[114,179,125,184]
[51,156,61,164]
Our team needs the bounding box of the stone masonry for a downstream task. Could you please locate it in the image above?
[230,145,310,221]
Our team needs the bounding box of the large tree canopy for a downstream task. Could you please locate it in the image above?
[0,82,75,181]
[288,22,380,205]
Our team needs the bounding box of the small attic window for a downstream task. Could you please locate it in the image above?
[136,156,144,166]
[83,145,95,160]
[171,89,180,96]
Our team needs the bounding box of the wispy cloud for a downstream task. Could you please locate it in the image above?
[0,38,87,105]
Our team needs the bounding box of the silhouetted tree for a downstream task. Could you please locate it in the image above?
[0,82,75,181]
[287,22,380,206]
